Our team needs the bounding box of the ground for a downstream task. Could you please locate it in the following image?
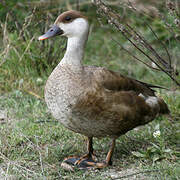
[0,90,179,179]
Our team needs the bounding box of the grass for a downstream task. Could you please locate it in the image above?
[0,0,180,179]
[0,89,179,179]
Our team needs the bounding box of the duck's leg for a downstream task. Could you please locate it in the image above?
[86,138,116,169]
[61,138,116,170]
[74,137,96,165]
[61,137,96,169]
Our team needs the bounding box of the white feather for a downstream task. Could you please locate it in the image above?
[58,18,89,67]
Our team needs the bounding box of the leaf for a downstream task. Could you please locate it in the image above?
[154,124,160,130]
[151,143,160,150]
[132,151,146,158]
[153,154,161,162]
[147,147,156,153]
[164,149,172,153]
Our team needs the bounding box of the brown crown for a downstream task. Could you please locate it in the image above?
[54,10,87,24]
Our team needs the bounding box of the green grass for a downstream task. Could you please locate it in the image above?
[0,89,179,179]
[0,0,180,179]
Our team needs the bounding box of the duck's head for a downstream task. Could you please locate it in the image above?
[38,10,89,40]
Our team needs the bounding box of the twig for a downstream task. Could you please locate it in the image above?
[111,37,161,71]
[34,120,59,123]
[111,168,168,179]
[126,0,160,19]
[18,7,36,41]
[125,0,178,67]
[115,23,171,76]
[126,24,170,69]
[130,26,172,72]
[39,150,44,176]
[145,23,172,68]
[93,0,180,86]
[161,15,180,43]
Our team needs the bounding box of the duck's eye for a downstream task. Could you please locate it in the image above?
[65,16,72,21]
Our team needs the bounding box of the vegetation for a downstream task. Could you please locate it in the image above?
[0,0,179,179]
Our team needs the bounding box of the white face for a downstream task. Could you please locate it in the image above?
[38,11,89,41]
[58,18,89,38]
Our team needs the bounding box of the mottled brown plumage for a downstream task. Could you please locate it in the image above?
[39,10,169,169]
[70,65,168,137]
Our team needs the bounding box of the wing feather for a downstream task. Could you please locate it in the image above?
[90,67,155,96]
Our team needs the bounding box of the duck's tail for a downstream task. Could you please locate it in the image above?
[158,98,170,114]
[144,96,170,119]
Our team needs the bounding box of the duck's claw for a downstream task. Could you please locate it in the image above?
[74,153,96,165]
[61,153,109,170]
[61,155,97,170]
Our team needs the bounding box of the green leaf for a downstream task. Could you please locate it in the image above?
[155,124,160,130]
[132,151,146,158]
[164,149,172,153]
[151,143,160,150]
[153,154,161,162]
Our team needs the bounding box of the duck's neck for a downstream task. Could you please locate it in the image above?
[60,35,87,68]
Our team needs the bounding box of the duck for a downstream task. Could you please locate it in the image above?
[38,10,169,169]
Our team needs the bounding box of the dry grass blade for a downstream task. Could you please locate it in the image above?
[0,44,11,67]
[0,14,11,67]
[24,89,43,99]
[111,168,168,179]
[19,36,35,62]
[18,7,36,41]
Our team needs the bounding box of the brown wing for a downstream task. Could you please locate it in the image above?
[89,66,155,96]
[72,66,169,137]
[91,67,169,114]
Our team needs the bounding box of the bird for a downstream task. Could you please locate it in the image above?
[38,10,169,169]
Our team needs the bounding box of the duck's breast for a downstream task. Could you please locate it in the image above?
[45,65,86,127]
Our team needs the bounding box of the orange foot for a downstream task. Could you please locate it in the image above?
[61,138,116,170]
[61,154,109,170]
